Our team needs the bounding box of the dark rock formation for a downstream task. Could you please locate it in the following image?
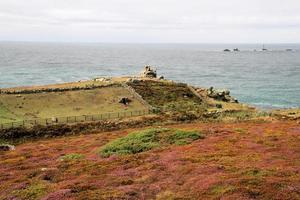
[207,87,238,103]
[0,144,15,151]
[119,97,131,105]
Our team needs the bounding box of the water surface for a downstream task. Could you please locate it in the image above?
[0,42,299,108]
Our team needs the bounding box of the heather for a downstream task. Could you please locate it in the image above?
[1,121,300,199]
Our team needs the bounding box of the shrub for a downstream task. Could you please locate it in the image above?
[99,129,162,157]
[99,128,204,157]
[59,153,85,161]
[164,101,207,121]
[14,183,48,200]
[210,184,236,197]
[168,130,205,145]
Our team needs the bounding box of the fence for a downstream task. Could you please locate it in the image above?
[0,109,152,130]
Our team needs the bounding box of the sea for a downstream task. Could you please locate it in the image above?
[0,42,299,109]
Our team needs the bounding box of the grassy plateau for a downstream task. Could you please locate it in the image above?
[0,86,147,123]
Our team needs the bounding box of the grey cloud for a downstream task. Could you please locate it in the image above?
[0,0,300,42]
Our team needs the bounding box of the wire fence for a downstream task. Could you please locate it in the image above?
[0,109,153,130]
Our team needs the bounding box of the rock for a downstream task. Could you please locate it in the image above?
[132,79,140,83]
[119,97,131,105]
[207,87,238,103]
[78,79,89,82]
[224,49,231,52]
[216,104,223,109]
[94,77,111,82]
[51,117,58,123]
[141,66,157,78]
[159,76,164,80]
[0,144,15,151]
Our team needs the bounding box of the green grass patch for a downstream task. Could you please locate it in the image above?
[164,101,207,121]
[13,182,48,200]
[99,128,205,157]
[0,103,20,123]
[0,86,147,123]
[241,168,274,178]
[168,130,205,145]
[234,128,247,135]
[210,184,236,197]
[59,153,85,161]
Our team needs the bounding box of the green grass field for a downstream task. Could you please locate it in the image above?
[0,86,147,123]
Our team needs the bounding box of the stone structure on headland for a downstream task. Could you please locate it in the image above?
[141,66,157,78]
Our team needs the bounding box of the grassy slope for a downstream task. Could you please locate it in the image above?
[128,80,203,107]
[0,86,147,123]
[0,121,299,200]
[0,80,107,92]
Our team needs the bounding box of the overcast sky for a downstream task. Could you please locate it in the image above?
[1,0,300,43]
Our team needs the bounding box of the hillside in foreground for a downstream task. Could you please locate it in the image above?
[1,121,300,199]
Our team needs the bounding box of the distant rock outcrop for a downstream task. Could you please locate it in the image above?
[207,87,238,103]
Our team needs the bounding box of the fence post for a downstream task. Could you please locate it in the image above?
[118,112,119,118]
[23,120,25,127]
[75,116,77,122]
[46,119,48,125]
[100,114,102,120]
[84,115,87,121]
[11,122,14,128]
[131,111,132,117]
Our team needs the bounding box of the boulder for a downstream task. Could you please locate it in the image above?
[51,117,58,123]
[0,144,15,151]
[207,87,238,103]
[119,97,131,105]
[216,104,223,109]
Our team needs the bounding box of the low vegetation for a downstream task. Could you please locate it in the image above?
[13,182,49,200]
[128,80,203,107]
[99,128,204,157]
[1,121,299,199]
[0,86,147,123]
[59,153,85,161]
